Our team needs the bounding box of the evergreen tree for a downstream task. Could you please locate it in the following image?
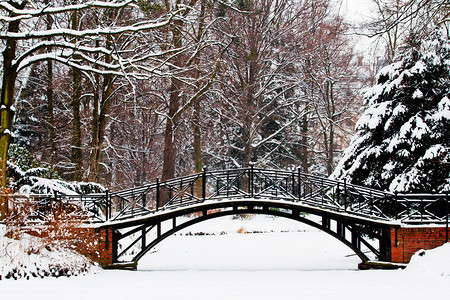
[332,31,450,193]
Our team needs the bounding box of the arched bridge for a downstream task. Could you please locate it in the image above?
[16,168,450,268]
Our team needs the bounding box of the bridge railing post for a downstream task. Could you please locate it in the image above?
[156,179,160,211]
[420,197,423,223]
[394,192,398,220]
[202,170,206,201]
[297,168,301,201]
[226,171,230,197]
[344,179,347,210]
[250,166,254,198]
[275,171,278,197]
[336,182,341,209]
[446,192,449,243]
[105,189,109,221]
[291,171,295,198]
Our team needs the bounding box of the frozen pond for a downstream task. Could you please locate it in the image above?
[2,216,450,300]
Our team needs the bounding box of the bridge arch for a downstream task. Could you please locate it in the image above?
[104,199,393,266]
[20,168,448,267]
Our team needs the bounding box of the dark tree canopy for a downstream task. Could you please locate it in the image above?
[332,31,450,193]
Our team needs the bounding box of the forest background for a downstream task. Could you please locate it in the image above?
[0,0,447,194]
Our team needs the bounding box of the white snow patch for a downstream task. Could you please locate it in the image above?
[410,116,430,140]
[356,102,390,130]
[432,96,450,121]
[410,60,427,74]
[422,144,445,160]
[405,244,450,278]
[412,89,423,99]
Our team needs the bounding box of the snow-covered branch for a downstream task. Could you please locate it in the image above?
[0,0,135,22]
[1,9,185,40]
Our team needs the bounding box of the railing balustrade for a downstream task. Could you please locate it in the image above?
[4,168,449,225]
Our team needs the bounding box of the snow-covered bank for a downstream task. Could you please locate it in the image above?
[405,243,450,278]
[0,224,99,280]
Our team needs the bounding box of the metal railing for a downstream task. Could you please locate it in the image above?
[4,168,449,225]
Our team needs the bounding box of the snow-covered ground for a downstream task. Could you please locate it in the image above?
[1,215,450,300]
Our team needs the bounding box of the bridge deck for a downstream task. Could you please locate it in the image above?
[97,197,402,229]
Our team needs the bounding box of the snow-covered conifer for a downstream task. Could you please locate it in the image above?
[332,31,450,193]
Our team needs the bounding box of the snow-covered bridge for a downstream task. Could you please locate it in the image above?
[17,168,450,269]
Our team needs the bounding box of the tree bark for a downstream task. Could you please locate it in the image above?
[89,36,114,183]
[71,8,83,181]
[161,77,181,182]
[300,110,309,174]
[89,70,100,182]
[326,80,336,176]
[46,0,56,176]
[0,29,18,186]
[0,1,25,220]
[161,18,184,183]
[192,0,206,196]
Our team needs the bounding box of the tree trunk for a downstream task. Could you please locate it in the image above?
[192,0,206,196]
[160,17,185,205]
[300,110,309,174]
[160,78,181,205]
[93,71,113,181]
[161,78,181,182]
[89,38,114,183]
[46,0,56,175]
[324,80,335,176]
[89,72,100,182]
[193,99,202,174]
[327,81,336,176]
[71,8,83,181]
[0,33,18,187]
[71,66,82,181]
[0,1,25,219]
[161,19,184,183]
[47,59,57,176]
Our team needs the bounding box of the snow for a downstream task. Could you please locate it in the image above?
[355,101,390,131]
[412,89,423,99]
[422,144,446,161]
[432,96,450,121]
[2,215,450,299]
[7,161,105,195]
[0,224,99,280]
[18,177,83,195]
[410,60,427,74]
[367,102,389,130]
[406,244,450,278]
[409,116,430,141]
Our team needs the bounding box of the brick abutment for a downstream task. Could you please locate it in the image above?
[390,226,449,263]
[76,227,114,267]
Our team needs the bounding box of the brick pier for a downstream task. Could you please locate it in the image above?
[76,227,115,267]
[389,226,448,263]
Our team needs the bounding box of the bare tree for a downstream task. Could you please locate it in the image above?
[369,0,450,62]
[208,0,328,169]
[304,17,366,175]
[135,0,230,185]
[0,0,183,218]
